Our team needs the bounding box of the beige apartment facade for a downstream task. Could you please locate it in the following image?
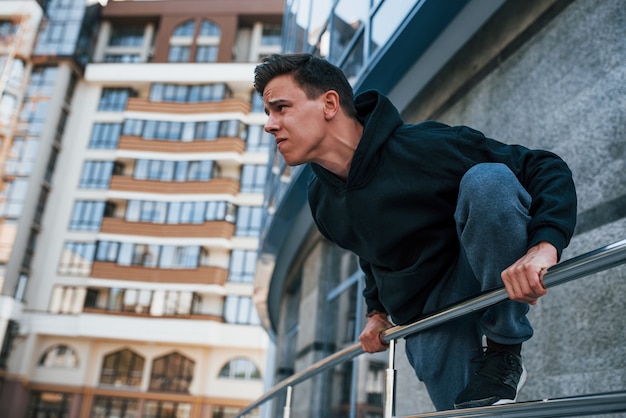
[0,1,283,417]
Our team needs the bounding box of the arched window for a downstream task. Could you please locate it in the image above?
[199,20,221,37]
[38,344,78,368]
[173,20,195,37]
[169,20,195,62]
[218,357,261,380]
[149,352,194,393]
[196,20,221,63]
[99,348,144,388]
[168,19,221,63]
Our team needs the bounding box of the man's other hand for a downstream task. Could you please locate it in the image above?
[501,241,557,305]
[359,313,393,352]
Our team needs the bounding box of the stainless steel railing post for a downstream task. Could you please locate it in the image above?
[385,339,397,418]
[283,385,292,418]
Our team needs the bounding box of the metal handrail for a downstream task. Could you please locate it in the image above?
[403,391,626,417]
[237,238,626,417]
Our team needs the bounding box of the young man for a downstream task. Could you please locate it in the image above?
[254,53,576,411]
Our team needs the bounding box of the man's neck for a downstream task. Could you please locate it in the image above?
[314,119,363,181]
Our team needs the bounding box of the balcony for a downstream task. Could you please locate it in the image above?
[109,175,240,195]
[126,97,251,115]
[117,135,246,154]
[91,261,228,284]
[100,218,235,238]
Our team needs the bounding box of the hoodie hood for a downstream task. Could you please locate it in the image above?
[311,90,404,190]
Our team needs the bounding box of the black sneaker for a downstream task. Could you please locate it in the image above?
[454,349,527,409]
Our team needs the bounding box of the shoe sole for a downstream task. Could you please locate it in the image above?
[492,365,528,405]
[454,365,528,409]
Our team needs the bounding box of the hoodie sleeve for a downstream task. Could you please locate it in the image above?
[360,258,387,315]
[456,126,577,259]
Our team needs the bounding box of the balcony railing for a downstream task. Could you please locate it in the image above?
[100,217,236,238]
[237,238,626,417]
[117,135,246,154]
[91,261,228,285]
[109,175,241,195]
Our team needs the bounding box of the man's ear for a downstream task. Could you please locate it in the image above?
[322,90,340,120]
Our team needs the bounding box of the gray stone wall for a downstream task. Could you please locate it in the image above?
[395,0,625,414]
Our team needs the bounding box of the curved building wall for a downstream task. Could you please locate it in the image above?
[400,0,625,411]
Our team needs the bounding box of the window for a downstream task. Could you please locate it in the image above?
[27,66,58,97]
[88,123,121,149]
[235,206,263,236]
[223,296,260,325]
[144,401,192,418]
[195,45,218,63]
[109,25,144,46]
[69,200,111,231]
[0,91,17,124]
[173,20,195,37]
[21,229,38,270]
[126,200,168,224]
[196,20,221,63]
[33,188,49,226]
[168,46,190,63]
[218,358,260,380]
[0,20,18,38]
[188,161,214,181]
[169,21,194,63]
[91,397,139,418]
[162,291,195,316]
[4,137,39,176]
[0,56,24,90]
[15,274,28,301]
[44,147,58,183]
[133,159,217,182]
[80,161,117,189]
[27,392,72,418]
[169,19,221,64]
[58,241,96,276]
[126,200,228,224]
[229,250,257,283]
[35,20,82,56]
[261,24,282,46]
[0,178,29,218]
[99,349,144,388]
[18,97,48,135]
[104,53,141,63]
[246,125,272,151]
[84,287,152,314]
[95,241,204,270]
[240,165,268,193]
[38,344,78,368]
[149,352,194,393]
[158,245,201,269]
[149,83,229,103]
[98,88,132,111]
[199,20,220,37]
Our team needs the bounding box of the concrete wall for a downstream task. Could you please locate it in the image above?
[395,0,625,414]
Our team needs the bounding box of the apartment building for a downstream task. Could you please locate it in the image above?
[0,1,283,417]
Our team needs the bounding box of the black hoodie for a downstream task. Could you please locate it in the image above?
[308,90,577,325]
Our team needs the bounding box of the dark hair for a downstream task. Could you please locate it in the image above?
[254,53,358,118]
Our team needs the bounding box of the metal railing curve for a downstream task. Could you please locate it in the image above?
[237,238,626,418]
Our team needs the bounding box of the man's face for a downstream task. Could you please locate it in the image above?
[263,74,327,166]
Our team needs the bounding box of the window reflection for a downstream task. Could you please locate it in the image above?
[330,0,368,63]
[371,0,419,55]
